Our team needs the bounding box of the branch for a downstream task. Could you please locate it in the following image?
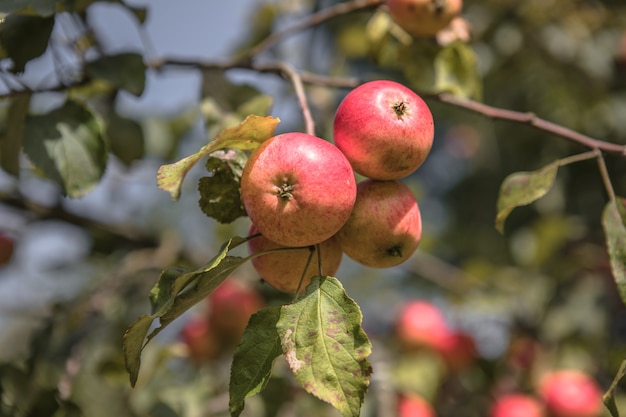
[247,0,384,58]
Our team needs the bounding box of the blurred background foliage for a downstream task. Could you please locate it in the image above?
[0,0,626,416]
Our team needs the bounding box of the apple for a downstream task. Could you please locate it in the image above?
[397,394,435,417]
[333,80,434,180]
[207,279,265,346]
[335,179,422,268]
[538,370,603,417]
[439,331,477,371]
[395,300,451,352]
[180,315,221,363]
[490,393,543,417]
[0,232,14,266]
[241,132,357,247]
[247,223,343,294]
[385,0,463,38]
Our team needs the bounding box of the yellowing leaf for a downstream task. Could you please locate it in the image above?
[495,161,560,234]
[276,276,372,417]
[157,114,279,200]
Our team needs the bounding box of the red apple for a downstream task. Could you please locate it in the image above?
[333,80,434,180]
[180,315,221,363]
[490,393,543,417]
[336,179,422,268]
[207,279,265,346]
[396,301,451,352]
[439,331,477,371]
[397,394,436,417]
[538,370,603,417]
[241,132,357,247]
[385,0,463,38]
[0,232,14,266]
[247,223,343,294]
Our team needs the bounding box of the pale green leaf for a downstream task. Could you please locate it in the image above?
[23,100,107,197]
[276,276,372,417]
[0,94,31,176]
[434,41,482,100]
[602,199,626,306]
[603,358,626,417]
[85,53,146,96]
[157,114,279,200]
[495,160,560,234]
[229,307,283,417]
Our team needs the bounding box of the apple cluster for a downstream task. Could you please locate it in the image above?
[241,80,434,294]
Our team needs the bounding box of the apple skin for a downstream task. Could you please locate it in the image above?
[180,315,221,363]
[241,132,357,247]
[336,179,422,268]
[333,80,434,180]
[385,0,463,38]
[247,223,343,294]
[397,394,435,417]
[490,394,543,417]
[439,331,477,371]
[0,232,14,266]
[207,279,265,346]
[538,370,603,417]
[395,300,451,352]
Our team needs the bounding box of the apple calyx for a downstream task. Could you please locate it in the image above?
[276,182,295,200]
[387,245,404,257]
[392,101,409,118]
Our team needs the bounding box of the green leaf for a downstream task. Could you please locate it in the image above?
[495,160,560,234]
[229,307,283,417]
[602,199,626,306]
[0,14,55,73]
[23,100,108,197]
[198,149,248,224]
[122,314,154,387]
[85,53,146,96]
[0,0,56,15]
[123,236,250,386]
[0,94,31,176]
[434,41,482,100]
[157,114,279,200]
[276,276,372,417]
[104,111,144,166]
[603,359,626,417]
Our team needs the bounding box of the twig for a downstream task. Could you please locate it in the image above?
[597,153,616,201]
[558,150,600,167]
[247,0,384,58]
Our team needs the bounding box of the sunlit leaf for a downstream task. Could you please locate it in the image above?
[157,115,279,200]
[276,276,372,417]
[495,160,560,234]
[0,14,54,73]
[434,41,482,100]
[229,307,283,417]
[123,236,250,386]
[0,94,30,176]
[22,100,107,197]
[85,53,146,96]
[603,358,626,417]
[602,199,626,306]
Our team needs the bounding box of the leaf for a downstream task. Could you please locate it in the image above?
[22,100,107,197]
[0,94,31,176]
[603,358,626,417]
[198,149,248,224]
[229,307,283,417]
[104,111,144,166]
[0,14,55,73]
[434,41,482,100]
[85,53,146,96]
[276,276,372,417]
[602,199,626,306]
[0,0,56,15]
[122,314,154,387]
[495,160,560,234]
[157,114,279,200]
[123,236,250,386]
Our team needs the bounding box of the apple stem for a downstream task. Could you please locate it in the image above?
[293,246,315,301]
[392,101,409,119]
